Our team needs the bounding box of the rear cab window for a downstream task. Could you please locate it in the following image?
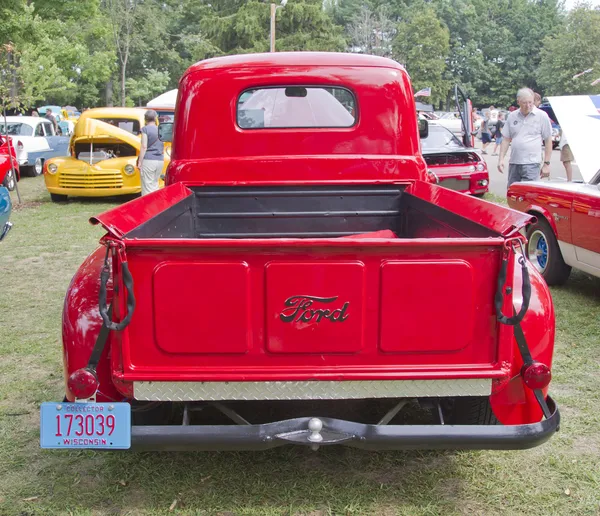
[237,86,357,129]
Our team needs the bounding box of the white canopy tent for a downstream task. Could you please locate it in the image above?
[147,89,178,110]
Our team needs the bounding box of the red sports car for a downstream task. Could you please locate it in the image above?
[0,135,20,191]
[508,180,600,284]
[422,122,489,197]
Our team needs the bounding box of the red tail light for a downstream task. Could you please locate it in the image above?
[17,140,23,150]
[67,368,99,399]
[521,362,551,390]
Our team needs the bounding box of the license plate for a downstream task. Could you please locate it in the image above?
[40,402,131,449]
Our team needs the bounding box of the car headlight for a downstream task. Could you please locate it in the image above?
[476,163,485,171]
[48,163,58,174]
[124,164,135,175]
[468,165,476,172]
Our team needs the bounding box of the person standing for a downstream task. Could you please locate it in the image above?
[491,112,505,156]
[137,109,164,196]
[44,108,58,133]
[498,88,552,186]
[480,111,492,154]
[559,131,573,181]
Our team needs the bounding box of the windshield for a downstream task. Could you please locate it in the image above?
[92,118,141,135]
[421,125,465,150]
[0,122,34,136]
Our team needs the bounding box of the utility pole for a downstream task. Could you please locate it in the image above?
[269,0,288,52]
[270,3,276,52]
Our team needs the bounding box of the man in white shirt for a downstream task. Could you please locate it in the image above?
[498,88,552,186]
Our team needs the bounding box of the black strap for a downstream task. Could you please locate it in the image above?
[495,254,531,325]
[513,314,552,420]
[99,247,136,331]
[495,246,552,420]
[87,305,112,370]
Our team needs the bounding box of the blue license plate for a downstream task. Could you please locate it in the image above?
[40,402,131,449]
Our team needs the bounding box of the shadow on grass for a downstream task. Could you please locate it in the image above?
[39,447,463,514]
[551,270,600,303]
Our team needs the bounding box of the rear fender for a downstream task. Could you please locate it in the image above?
[62,247,123,402]
[490,259,554,424]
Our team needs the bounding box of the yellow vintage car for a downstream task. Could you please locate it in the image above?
[44,107,169,202]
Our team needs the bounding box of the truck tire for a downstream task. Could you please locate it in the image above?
[450,397,498,425]
[50,193,68,203]
[526,218,571,285]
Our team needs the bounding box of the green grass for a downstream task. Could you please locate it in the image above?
[1,177,599,515]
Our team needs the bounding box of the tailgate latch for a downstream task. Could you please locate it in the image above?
[99,239,136,331]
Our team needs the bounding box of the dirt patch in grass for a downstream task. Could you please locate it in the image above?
[12,200,43,211]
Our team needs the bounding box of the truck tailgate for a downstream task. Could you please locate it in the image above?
[112,240,504,380]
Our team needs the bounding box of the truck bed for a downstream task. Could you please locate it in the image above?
[124,185,498,240]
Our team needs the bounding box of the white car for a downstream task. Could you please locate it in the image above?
[434,112,464,136]
[0,117,70,176]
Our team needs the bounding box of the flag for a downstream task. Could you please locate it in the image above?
[573,68,593,79]
[415,87,431,97]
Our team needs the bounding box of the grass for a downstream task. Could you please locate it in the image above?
[1,177,599,515]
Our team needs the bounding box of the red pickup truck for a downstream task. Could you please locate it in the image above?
[41,53,559,451]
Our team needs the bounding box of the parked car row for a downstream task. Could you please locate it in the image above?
[0,116,70,176]
[44,107,171,202]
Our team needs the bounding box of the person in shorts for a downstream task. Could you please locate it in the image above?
[498,88,552,186]
[559,131,573,181]
[491,112,505,156]
[137,110,165,195]
[481,111,492,154]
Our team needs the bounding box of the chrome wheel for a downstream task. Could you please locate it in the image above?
[34,158,43,176]
[528,229,549,273]
[3,168,16,191]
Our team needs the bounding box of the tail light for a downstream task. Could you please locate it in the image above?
[17,140,23,150]
[521,362,551,390]
[67,368,99,399]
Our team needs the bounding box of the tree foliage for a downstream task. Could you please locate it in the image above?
[0,0,593,110]
[537,5,600,95]
[393,3,450,105]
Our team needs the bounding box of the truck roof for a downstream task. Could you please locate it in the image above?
[184,52,405,77]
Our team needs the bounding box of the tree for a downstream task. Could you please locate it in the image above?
[126,69,170,106]
[538,5,600,95]
[345,3,395,56]
[201,0,345,54]
[102,0,140,106]
[392,3,450,105]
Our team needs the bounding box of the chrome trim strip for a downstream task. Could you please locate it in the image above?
[134,379,492,401]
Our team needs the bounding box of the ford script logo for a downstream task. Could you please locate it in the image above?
[280,295,349,323]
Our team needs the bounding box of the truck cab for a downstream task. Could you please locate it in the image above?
[42,53,559,452]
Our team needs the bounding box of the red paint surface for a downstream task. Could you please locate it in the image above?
[508,181,600,255]
[112,241,506,380]
[572,193,600,255]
